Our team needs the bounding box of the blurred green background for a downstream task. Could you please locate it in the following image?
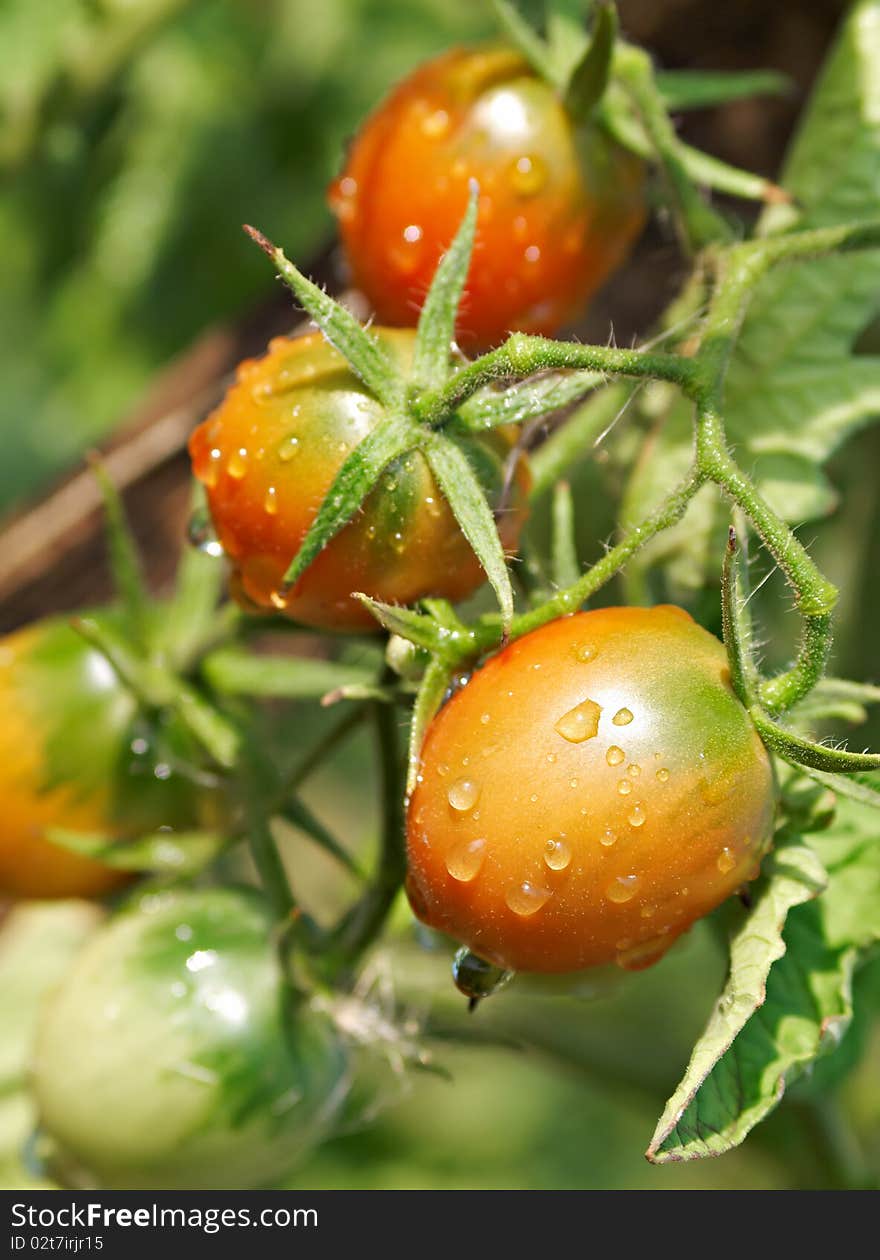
[3,0,878,1191]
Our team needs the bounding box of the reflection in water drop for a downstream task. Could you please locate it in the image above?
[505,881,552,917]
[445,837,487,882]
[543,838,572,871]
[606,874,639,903]
[554,698,602,744]
[612,708,634,727]
[447,778,480,812]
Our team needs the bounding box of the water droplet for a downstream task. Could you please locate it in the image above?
[505,881,552,917]
[270,589,290,610]
[544,838,572,871]
[445,837,487,882]
[437,763,449,777]
[574,643,597,663]
[612,708,634,727]
[606,874,640,904]
[510,154,547,196]
[569,777,579,789]
[421,109,450,137]
[480,712,491,725]
[717,847,736,874]
[628,804,647,828]
[616,936,670,972]
[278,436,300,461]
[201,447,222,488]
[600,829,617,847]
[546,752,557,764]
[656,768,670,782]
[554,698,602,743]
[617,779,633,796]
[403,223,423,244]
[448,778,480,812]
[329,175,358,222]
[524,244,541,264]
[640,903,657,919]
[628,764,641,778]
[228,448,248,479]
[264,486,278,515]
[529,793,538,803]
[186,508,223,558]
[606,746,625,766]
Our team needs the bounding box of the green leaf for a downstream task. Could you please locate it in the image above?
[243,225,402,408]
[565,0,617,119]
[408,658,452,795]
[752,707,880,773]
[624,0,880,591]
[798,765,880,810]
[201,646,379,702]
[423,433,515,634]
[647,836,828,1163]
[413,186,478,391]
[279,413,422,593]
[45,828,226,874]
[790,676,880,727]
[656,68,792,112]
[458,369,603,433]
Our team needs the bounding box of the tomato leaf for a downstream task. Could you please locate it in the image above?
[650,798,880,1163]
[647,835,828,1163]
[279,412,422,593]
[413,186,478,391]
[551,481,580,588]
[407,657,453,795]
[423,432,515,635]
[91,458,149,643]
[626,0,880,590]
[244,225,403,408]
[797,765,880,810]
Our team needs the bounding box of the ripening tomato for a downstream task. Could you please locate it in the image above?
[189,329,530,631]
[406,606,775,974]
[0,615,210,901]
[32,887,350,1189]
[329,46,647,349]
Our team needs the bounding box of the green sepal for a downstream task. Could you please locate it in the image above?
[278,413,422,595]
[407,658,453,796]
[550,481,580,588]
[320,681,410,707]
[243,225,402,408]
[489,0,555,83]
[353,597,450,653]
[276,798,365,880]
[200,645,379,702]
[656,68,792,112]
[564,0,617,120]
[413,186,478,391]
[751,707,880,774]
[423,433,515,636]
[91,459,149,644]
[458,369,603,433]
[45,828,226,875]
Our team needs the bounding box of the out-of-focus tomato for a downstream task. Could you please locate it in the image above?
[329,46,647,348]
[407,606,775,973]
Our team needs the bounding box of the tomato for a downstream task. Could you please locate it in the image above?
[32,887,350,1190]
[0,615,210,901]
[189,329,530,631]
[406,606,775,974]
[329,46,647,349]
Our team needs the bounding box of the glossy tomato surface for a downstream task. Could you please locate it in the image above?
[407,606,775,973]
[0,615,207,900]
[189,329,530,631]
[33,887,350,1189]
[329,46,647,348]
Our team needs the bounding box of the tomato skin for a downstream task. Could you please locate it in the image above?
[189,329,530,631]
[32,887,349,1189]
[329,46,647,349]
[0,616,208,901]
[406,606,775,974]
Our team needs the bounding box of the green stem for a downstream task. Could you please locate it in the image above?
[414,333,696,427]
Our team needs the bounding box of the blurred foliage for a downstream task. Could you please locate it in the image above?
[0,0,497,511]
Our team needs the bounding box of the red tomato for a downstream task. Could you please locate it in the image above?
[406,606,775,973]
[189,329,530,632]
[329,46,647,348]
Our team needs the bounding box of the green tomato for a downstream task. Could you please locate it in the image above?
[32,887,350,1189]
